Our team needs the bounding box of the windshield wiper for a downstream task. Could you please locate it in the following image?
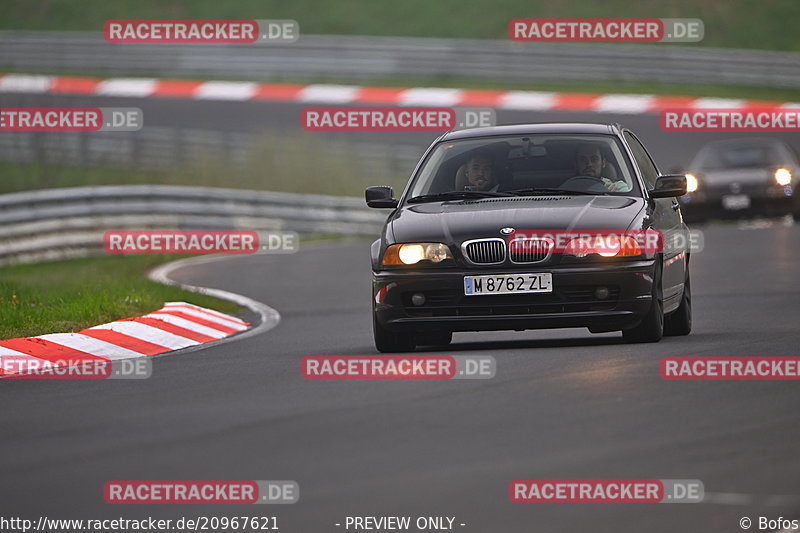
[406,190,513,203]
[505,187,606,196]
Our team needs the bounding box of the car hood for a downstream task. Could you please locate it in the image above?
[390,195,646,243]
[696,168,773,188]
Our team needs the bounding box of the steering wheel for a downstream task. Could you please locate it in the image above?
[560,175,609,193]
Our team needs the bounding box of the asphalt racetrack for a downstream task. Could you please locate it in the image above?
[2,93,800,532]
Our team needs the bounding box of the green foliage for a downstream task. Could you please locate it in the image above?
[1,0,798,51]
[0,255,241,339]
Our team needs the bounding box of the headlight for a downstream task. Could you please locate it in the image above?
[775,168,792,186]
[685,173,698,193]
[382,243,453,265]
[563,234,643,258]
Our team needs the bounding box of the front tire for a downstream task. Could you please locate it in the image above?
[373,314,416,353]
[623,258,664,343]
[664,269,692,336]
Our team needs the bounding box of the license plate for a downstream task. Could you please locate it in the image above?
[722,194,750,210]
[464,273,553,295]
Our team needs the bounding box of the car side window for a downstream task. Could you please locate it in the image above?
[624,132,659,189]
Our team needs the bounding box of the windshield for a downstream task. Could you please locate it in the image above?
[405,134,640,202]
[691,142,793,170]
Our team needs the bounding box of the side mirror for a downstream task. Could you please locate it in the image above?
[365,186,399,208]
[650,174,687,198]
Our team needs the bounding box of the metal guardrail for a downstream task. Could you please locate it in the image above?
[0,185,387,265]
[0,126,423,175]
[0,127,253,170]
[2,31,800,89]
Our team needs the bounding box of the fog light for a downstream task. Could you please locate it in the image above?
[595,286,610,300]
[411,293,426,306]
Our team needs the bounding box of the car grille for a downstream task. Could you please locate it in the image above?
[463,238,553,264]
[509,238,552,263]
[463,239,505,264]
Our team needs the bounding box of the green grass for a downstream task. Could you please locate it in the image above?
[0,255,241,339]
[1,0,799,51]
[0,131,409,196]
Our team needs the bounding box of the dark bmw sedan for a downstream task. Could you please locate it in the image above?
[366,123,691,352]
[678,137,800,221]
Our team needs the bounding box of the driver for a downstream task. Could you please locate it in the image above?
[464,153,499,192]
[574,143,629,192]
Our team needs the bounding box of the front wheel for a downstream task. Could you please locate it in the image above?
[664,269,692,336]
[622,259,664,343]
[373,314,416,353]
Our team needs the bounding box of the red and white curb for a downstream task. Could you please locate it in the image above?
[0,254,281,377]
[0,301,247,376]
[1,73,797,115]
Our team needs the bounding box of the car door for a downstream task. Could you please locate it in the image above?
[623,131,686,312]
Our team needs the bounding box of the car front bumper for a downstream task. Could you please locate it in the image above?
[373,259,656,334]
[680,186,797,217]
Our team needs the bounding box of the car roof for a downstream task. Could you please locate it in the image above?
[440,122,620,141]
